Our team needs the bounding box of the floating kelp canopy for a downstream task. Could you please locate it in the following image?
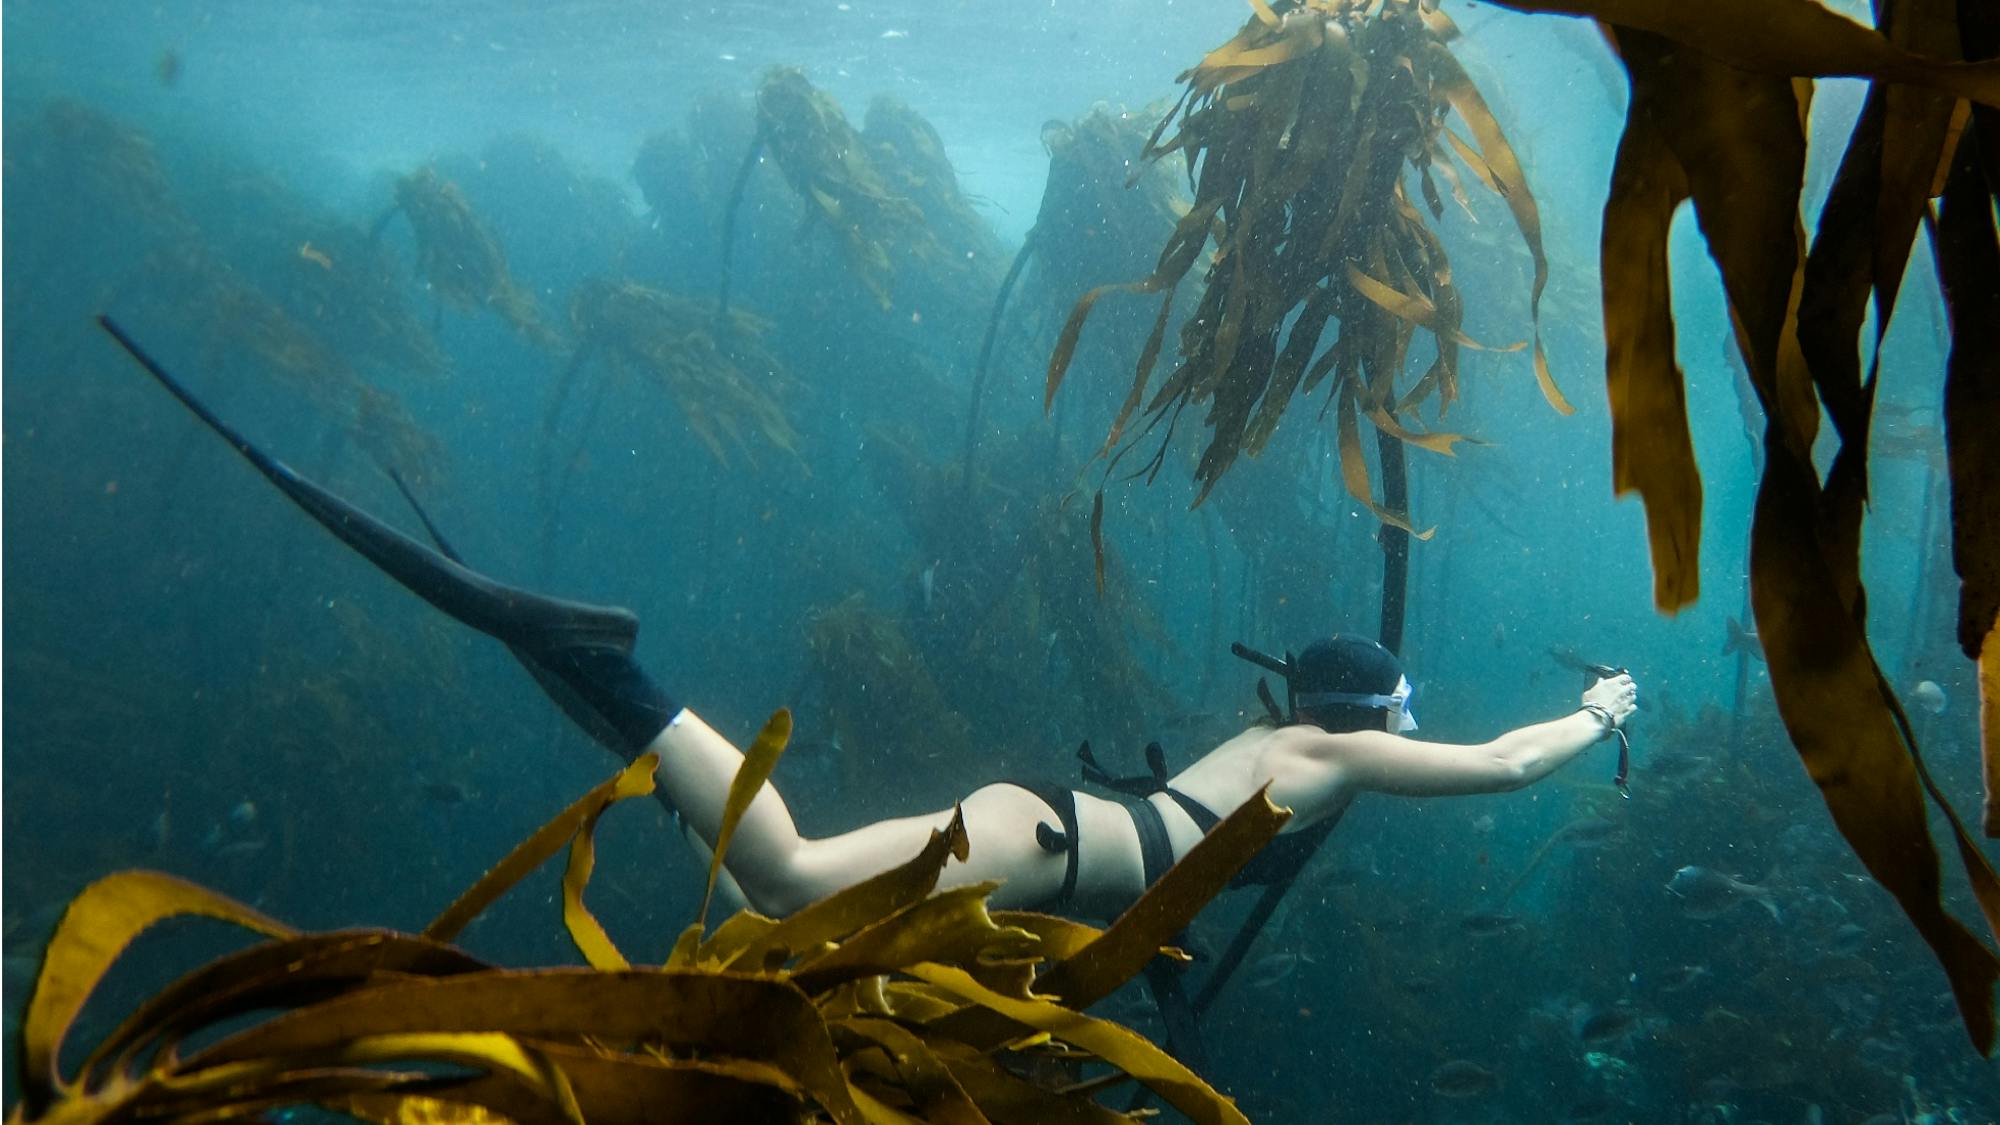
[6,717,1287,1125]
[721,68,933,314]
[558,280,800,471]
[1478,0,2000,1052]
[375,166,559,351]
[1046,0,1566,524]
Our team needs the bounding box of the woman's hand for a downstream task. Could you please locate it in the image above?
[1582,673,1639,728]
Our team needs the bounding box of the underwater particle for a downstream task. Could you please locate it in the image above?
[298,242,333,270]
[1428,1059,1499,1098]
[156,49,180,87]
[1666,865,1780,921]
[880,28,908,38]
[1911,679,1948,715]
[228,800,258,828]
[1651,963,1710,992]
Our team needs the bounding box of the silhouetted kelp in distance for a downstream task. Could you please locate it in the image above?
[7,713,1289,1125]
[961,106,1192,488]
[1463,0,2000,1052]
[718,68,934,319]
[372,166,560,352]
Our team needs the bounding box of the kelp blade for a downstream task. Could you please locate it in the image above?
[426,753,659,942]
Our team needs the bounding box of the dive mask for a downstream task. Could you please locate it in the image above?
[1293,674,1419,733]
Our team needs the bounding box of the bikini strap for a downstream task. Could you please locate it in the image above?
[1009,780,1082,911]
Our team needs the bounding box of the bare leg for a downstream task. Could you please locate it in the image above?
[654,711,1145,918]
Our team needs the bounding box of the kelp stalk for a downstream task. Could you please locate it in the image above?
[959,229,1040,489]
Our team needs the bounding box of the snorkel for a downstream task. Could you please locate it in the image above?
[1230,638,1417,733]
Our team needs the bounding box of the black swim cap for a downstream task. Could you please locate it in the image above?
[1290,635,1408,732]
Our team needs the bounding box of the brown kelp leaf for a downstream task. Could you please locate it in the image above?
[189,970,866,1125]
[1336,380,1435,540]
[316,1032,583,1125]
[694,710,792,935]
[1984,627,1999,838]
[939,1053,1132,1125]
[361,1043,811,1125]
[715,814,969,970]
[1344,265,1518,352]
[910,965,1248,1125]
[789,884,1038,994]
[1428,43,1549,314]
[1933,135,2000,834]
[426,754,659,943]
[83,931,489,1088]
[561,772,650,971]
[1490,0,2000,105]
[1089,490,1106,598]
[1600,109,1701,612]
[1752,461,2000,1051]
[987,913,1103,963]
[831,1018,987,1125]
[18,870,297,1112]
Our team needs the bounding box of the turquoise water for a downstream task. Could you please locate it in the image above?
[3,1,1992,1120]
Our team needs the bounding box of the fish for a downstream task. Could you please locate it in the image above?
[1720,617,1764,661]
[1911,679,1947,715]
[1555,814,1620,848]
[1458,911,1527,938]
[1575,1005,1642,1047]
[1428,1059,1499,1098]
[298,242,333,270]
[1666,865,1781,921]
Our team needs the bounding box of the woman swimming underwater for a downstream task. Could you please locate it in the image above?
[98,317,1638,923]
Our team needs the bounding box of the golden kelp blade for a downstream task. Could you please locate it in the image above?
[1931,136,2000,836]
[561,786,639,972]
[1490,0,2000,105]
[695,709,792,934]
[789,883,1038,995]
[425,753,658,943]
[187,970,868,1125]
[1600,109,1702,613]
[19,871,297,1113]
[81,931,489,1090]
[709,813,969,970]
[909,964,1249,1125]
[1595,24,2000,1051]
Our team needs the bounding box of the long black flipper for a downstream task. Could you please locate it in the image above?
[98,315,639,655]
[379,467,642,756]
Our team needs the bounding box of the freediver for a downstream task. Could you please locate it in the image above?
[98,317,1639,923]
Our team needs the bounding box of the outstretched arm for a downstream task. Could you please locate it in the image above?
[1320,674,1639,798]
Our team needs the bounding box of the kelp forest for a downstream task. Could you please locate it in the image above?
[3,0,1998,1121]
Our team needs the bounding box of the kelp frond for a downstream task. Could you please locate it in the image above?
[8,718,1286,1125]
[1046,0,1558,527]
[565,279,801,470]
[1491,0,2000,1053]
[386,166,559,351]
